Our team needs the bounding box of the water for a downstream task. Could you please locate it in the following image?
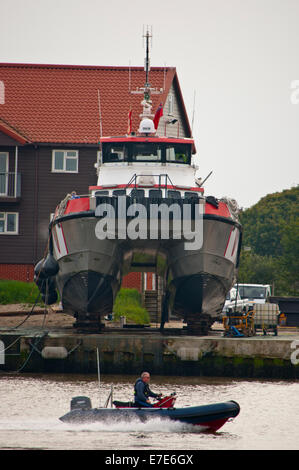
[0,373,298,450]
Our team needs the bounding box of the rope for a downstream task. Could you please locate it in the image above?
[0,336,21,353]
[29,339,82,356]
[5,332,48,375]
[0,288,43,332]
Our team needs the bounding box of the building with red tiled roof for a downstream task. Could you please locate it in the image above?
[0,63,193,284]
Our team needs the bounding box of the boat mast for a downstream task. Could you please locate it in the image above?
[130,26,163,134]
[143,26,152,97]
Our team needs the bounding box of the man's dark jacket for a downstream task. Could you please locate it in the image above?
[134,378,159,403]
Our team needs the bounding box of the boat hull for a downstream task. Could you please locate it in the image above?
[37,196,241,332]
[59,400,240,432]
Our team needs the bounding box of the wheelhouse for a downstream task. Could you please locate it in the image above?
[100,137,194,165]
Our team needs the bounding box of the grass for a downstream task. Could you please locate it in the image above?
[113,288,150,325]
[0,280,41,305]
[0,281,150,325]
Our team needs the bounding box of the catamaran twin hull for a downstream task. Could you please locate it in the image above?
[45,195,241,333]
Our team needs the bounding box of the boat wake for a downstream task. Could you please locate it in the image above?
[60,416,208,434]
[0,416,207,434]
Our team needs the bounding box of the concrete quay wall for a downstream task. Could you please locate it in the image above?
[1,332,298,379]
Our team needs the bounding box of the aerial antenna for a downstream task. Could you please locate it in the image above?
[130,26,163,99]
[143,25,152,98]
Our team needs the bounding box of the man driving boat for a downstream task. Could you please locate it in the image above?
[134,372,162,407]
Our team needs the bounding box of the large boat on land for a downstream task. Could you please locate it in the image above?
[34,31,242,334]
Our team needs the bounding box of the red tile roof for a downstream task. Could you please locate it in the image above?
[0,63,191,144]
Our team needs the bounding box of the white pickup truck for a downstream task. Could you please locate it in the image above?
[234,284,272,304]
[222,287,252,315]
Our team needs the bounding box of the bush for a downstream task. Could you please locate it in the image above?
[0,280,40,305]
[113,288,150,324]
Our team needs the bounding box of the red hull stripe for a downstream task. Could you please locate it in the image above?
[205,201,230,218]
[198,418,229,432]
[64,198,90,214]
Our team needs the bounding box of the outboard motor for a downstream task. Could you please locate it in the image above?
[70,396,92,411]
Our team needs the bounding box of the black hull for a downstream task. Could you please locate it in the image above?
[59,400,240,431]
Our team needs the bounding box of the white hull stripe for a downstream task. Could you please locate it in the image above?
[53,224,68,259]
[224,227,239,263]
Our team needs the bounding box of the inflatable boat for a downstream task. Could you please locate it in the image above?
[59,394,240,432]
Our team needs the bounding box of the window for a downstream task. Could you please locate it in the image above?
[149,189,162,199]
[184,191,199,199]
[131,144,162,162]
[0,152,8,195]
[102,144,127,163]
[95,190,109,196]
[130,189,145,198]
[167,190,181,199]
[0,212,18,234]
[52,150,78,173]
[166,144,191,164]
[113,189,126,196]
[237,286,267,300]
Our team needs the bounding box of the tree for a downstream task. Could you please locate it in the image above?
[237,185,299,296]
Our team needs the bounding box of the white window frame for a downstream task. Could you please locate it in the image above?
[0,152,9,196]
[52,149,79,173]
[0,212,19,234]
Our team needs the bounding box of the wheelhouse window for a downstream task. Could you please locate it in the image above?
[103,144,127,163]
[166,144,191,164]
[0,212,18,234]
[101,141,192,164]
[131,144,162,162]
[52,150,78,173]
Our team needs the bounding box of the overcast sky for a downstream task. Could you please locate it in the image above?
[1,0,298,208]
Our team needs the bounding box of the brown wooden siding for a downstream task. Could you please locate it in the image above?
[0,131,22,147]
[0,144,98,265]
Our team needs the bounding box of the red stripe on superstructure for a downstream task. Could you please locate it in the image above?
[100,136,194,145]
[89,184,204,192]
